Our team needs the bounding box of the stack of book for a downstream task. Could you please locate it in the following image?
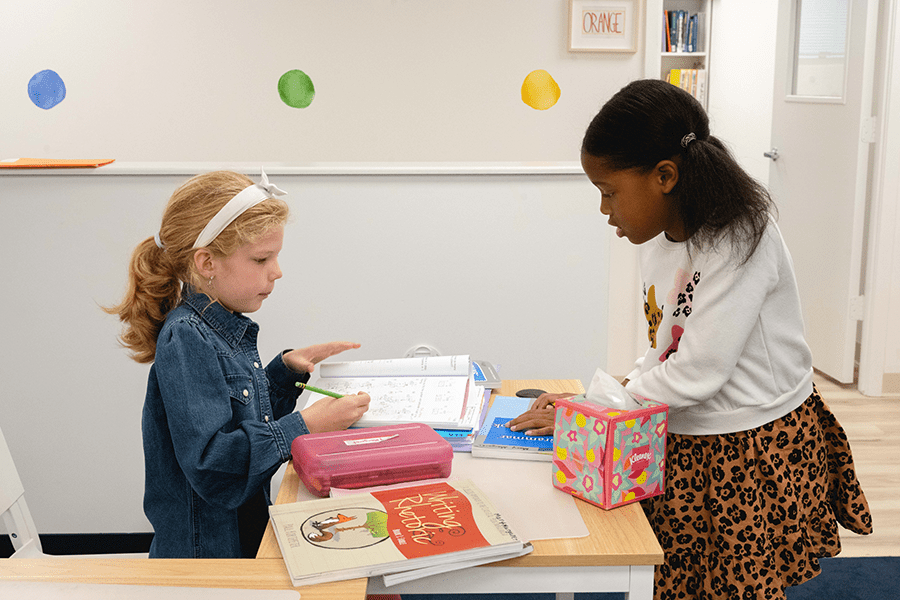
[471,395,554,461]
[663,10,705,53]
[433,386,491,451]
[268,479,531,587]
[667,68,707,105]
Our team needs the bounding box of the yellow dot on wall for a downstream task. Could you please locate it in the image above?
[521,69,561,110]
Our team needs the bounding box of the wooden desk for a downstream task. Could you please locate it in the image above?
[258,379,664,600]
[0,558,366,599]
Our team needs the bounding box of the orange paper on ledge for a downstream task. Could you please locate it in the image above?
[0,158,115,168]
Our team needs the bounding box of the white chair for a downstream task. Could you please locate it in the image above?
[1,424,146,558]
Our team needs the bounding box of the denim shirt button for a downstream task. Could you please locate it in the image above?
[243,389,249,397]
[264,415,269,423]
[254,362,260,368]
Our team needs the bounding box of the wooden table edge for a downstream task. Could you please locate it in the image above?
[0,558,368,599]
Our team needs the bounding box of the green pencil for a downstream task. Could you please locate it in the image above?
[295,382,344,398]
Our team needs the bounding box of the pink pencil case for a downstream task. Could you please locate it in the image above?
[291,422,454,497]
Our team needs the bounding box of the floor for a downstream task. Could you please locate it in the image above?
[813,373,900,557]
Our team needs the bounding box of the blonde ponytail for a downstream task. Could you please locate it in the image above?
[104,237,182,363]
[104,171,289,363]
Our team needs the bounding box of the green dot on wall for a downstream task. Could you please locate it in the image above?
[278,70,315,108]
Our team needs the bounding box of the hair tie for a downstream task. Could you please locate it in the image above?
[154,231,165,250]
[681,132,697,148]
[192,168,287,249]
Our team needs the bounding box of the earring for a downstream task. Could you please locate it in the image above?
[208,275,214,287]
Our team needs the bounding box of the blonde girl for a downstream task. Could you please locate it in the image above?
[107,170,369,558]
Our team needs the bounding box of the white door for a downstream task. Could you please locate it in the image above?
[768,0,878,383]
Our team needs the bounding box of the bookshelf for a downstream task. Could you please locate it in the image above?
[644,0,712,107]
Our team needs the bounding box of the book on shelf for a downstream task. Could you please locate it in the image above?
[663,10,705,53]
[667,68,707,105]
[664,11,672,52]
[268,478,531,587]
[471,395,553,461]
[303,355,484,430]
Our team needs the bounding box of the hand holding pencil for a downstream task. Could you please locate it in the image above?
[296,382,344,398]
[299,386,371,433]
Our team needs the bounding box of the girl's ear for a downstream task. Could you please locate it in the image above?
[655,160,679,194]
[193,248,215,278]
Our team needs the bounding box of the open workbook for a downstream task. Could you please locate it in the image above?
[268,478,531,587]
[304,355,483,430]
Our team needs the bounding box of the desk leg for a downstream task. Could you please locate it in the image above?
[626,564,655,600]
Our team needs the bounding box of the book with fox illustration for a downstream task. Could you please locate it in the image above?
[268,478,530,587]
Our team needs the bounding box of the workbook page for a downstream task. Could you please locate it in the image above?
[319,355,470,378]
[314,376,469,427]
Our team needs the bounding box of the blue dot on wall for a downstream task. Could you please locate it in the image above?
[28,69,66,110]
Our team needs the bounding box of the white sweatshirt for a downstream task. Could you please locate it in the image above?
[624,218,813,435]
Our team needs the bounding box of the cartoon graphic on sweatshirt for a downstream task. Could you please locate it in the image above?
[656,270,700,361]
[644,285,663,349]
[661,325,684,362]
[666,269,700,318]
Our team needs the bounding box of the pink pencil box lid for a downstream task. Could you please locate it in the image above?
[291,422,454,497]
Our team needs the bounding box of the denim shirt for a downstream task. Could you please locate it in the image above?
[143,290,310,558]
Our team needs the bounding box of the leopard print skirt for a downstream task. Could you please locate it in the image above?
[641,386,872,600]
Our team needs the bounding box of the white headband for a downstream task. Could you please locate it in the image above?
[191,168,286,249]
[153,169,287,251]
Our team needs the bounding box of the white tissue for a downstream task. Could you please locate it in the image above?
[584,367,641,410]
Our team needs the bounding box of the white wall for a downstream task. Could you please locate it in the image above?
[0,0,649,535]
[863,0,900,393]
[1,0,896,539]
[1,0,643,164]
[0,165,610,533]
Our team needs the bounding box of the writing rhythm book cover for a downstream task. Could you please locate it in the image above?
[268,478,527,586]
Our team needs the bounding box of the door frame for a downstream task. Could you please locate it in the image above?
[859,0,899,396]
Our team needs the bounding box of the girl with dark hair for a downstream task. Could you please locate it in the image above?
[510,79,872,599]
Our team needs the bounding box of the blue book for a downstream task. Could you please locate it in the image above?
[471,396,553,461]
[484,418,554,451]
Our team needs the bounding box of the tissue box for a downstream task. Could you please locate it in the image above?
[552,395,668,509]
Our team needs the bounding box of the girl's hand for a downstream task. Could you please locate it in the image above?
[301,392,371,433]
[506,407,556,436]
[284,341,361,374]
[527,392,576,411]
[506,393,574,436]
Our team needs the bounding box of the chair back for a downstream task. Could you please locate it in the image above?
[0,425,43,556]
[0,425,25,515]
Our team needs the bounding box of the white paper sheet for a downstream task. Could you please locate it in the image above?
[323,454,589,542]
[452,453,589,541]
